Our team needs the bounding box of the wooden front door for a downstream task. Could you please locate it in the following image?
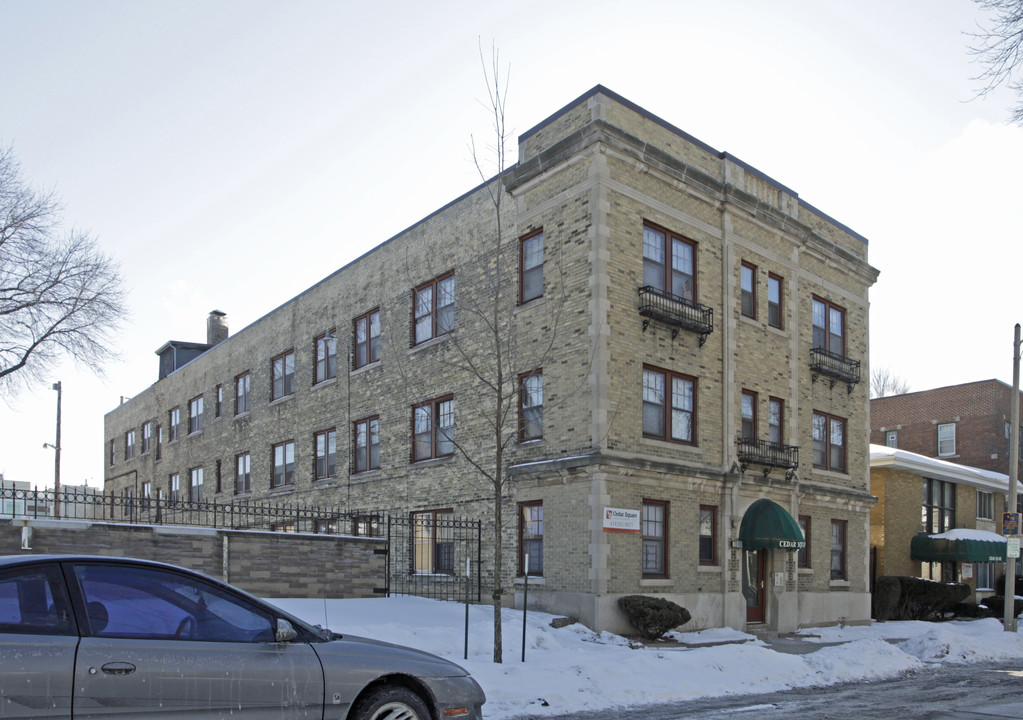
[743,549,767,623]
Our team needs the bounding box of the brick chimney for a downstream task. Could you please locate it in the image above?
[207,310,228,346]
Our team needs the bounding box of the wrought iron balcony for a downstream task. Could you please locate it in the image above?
[736,438,799,479]
[638,285,714,345]
[809,347,861,391]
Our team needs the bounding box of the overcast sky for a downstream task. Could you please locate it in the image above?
[2,0,1022,490]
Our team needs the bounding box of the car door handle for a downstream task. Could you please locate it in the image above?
[100,662,136,675]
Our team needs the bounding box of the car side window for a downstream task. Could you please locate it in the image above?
[0,564,75,636]
[73,563,275,643]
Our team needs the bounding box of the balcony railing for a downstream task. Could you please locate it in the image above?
[638,285,714,345]
[736,438,799,479]
[809,346,861,391]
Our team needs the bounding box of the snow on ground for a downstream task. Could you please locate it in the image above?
[273,596,1023,720]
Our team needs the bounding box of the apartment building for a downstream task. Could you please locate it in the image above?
[105,86,879,633]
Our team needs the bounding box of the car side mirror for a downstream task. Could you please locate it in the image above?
[275,618,297,643]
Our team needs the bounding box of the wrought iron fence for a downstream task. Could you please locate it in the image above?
[0,486,384,537]
[386,514,482,602]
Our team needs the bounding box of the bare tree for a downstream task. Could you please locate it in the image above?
[0,145,127,398]
[871,366,911,399]
[968,0,1023,124]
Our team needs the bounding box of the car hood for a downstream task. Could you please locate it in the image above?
[313,633,472,677]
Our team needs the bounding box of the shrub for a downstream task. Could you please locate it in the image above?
[980,595,1023,618]
[873,576,970,621]
[872,576,901,622]
[617,595,691,640]
[952,602,990,619]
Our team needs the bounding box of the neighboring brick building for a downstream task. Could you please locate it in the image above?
[870,444,1012,600]
[105,86,879,633]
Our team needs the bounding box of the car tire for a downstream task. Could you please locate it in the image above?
[351,686,431,720]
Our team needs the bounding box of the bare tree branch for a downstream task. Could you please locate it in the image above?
[0,145,128,398]
[870,366,911,399]
[967,0,1023,125]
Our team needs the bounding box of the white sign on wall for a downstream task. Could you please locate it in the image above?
[603,507,641,534]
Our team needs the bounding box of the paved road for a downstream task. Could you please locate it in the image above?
[509,661,1023,719]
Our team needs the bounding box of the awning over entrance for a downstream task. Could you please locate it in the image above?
[738,498,805,550]
[910,529,1007,563]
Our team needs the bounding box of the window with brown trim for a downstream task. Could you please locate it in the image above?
[768,397,784,446]
[643,223,695,301]
[740,261,757,318]
[271,351,295,400]
[413,396,455,461]
[235,372,251,415]
[830,519,847,580]
[215,384,223,418]
[699,505,717,565]
[741,390,757,442]
[188,395,203,434]
[354,309,381,368]
[314,428,337,480]
[413,273,454,345]
[354,416,380,473]
[236,453,251,494]
[412,509,454,574]
[797,515,811,568]
[189,467,204,502]
[314,331,337,384]
[518,501,544,576]
[169,407,181,442]
[642,499,668,577]
[812,296,845,357]
[272,441,295,487]
[768,273,783,329]
[519,370,543,441]
[141,422,152,454]
[520,230,544,304]
[642,366,696,444]
[812,411,846,472]
[124,430,136,460]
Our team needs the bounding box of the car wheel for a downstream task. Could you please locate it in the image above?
[352,686,430,720]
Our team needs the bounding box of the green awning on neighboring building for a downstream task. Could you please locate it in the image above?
[738,498,805,550]
[910,530,1007,563]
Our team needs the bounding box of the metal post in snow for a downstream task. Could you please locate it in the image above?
[521,554,529,663]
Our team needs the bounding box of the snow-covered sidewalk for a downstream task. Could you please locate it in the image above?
[274,596,1023,720]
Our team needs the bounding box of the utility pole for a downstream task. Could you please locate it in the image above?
[1005,325,1020,633]
[52,381,62,518]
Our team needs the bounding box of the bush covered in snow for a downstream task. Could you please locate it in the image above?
[617,595,691,640]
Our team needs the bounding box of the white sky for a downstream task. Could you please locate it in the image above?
[2,0,1022,489]
[278,595,1023,718]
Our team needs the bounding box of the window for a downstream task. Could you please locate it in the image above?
[886,430,898,448]
[798,515,811,568]
[354,416,380,473]
[236,453,251,494]
[768,397,784,446]
[170,474,180,502]
[699,505,717,565]
[141,481,151,507]
[155,425,162,460]
[272,441,295,488]
[413,396,455,461]
[767,273,783,329]
[0,564,74,636]
[124,430,135,460]
[169,407,181,442]
[188,395,203,434]
[977,562,995,591]
[412,509,454,574]
[741,390,757,441]
[977,490,994,521]
[812,411,846,472]
[190,467,204,502]
[271,351,295,400]
[643,223,695,301]
[235,372,251,415]
[354,309,381,368]
[520,230,544,304]
[642,500,668,577]
[314,429,337,480]
[215,459,222,494]
[215,384,223,418]
[923,477,956,533]
[519,371,543,441]
[314,331,337,384]
[141,422,152,454]
[830,520,847,580]
[937,422,956,457]
[518,501,544,576]
[812,297,845,357]
[642,366,696,444]
[109,439,115,466]
[413,273,455,345]
[740,261,756,318]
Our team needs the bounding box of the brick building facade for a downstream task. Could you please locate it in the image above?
[105,87,879,633]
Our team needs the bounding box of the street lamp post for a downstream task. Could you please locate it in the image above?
[52,381,62,518]
[1006,326,1020,633]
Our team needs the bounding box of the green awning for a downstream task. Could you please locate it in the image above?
[910,530,1007,563]
[738,498,805,550]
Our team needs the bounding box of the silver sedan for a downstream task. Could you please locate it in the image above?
[0,554,485,719]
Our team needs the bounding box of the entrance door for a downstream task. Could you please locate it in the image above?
[743,549,766,623]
